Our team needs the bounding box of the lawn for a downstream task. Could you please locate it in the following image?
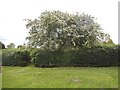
[2,66,118,88]
[0,73,1,89]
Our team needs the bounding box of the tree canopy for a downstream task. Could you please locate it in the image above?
[17,44,27,49]
[0,41,5,49]
[7,43,15,49]
[25,10,110,50]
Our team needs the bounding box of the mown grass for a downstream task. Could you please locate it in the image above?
[0,73,1,89]
[2,66,118,88]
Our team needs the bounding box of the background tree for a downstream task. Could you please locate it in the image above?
[7,43,15,49]
[17,43,27,49]
[0,41,5,49]
[100,33,115,46]
[25,10,110,50]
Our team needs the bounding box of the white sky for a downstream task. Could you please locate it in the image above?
[0,0,119,46]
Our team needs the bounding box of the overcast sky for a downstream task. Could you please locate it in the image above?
[0,0,119,46]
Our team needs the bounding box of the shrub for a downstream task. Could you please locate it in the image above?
[1,49,31,66]
[33,45,119,67]
[72,46,118,66]
[34,50,61,67]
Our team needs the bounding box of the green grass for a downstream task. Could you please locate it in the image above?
[0,73,1,89]
[2,66,118,88]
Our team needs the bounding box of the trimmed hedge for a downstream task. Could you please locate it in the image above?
[1,49,31,66]
[1,45,119,67]
[72,46,118,66]
[33,45,119,67]
[34,50,69,67]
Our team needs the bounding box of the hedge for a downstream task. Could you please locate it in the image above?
[34,50,70,67]
[1,45,119,67]
[71,46,118,66]
[33,45,119,67]
[1,49,31,66]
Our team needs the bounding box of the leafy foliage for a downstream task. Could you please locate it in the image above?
[1,45,119,67]
[33,45,119,67]
[17,44,27,49]
[1,49,31,66]
[0,41,5,49]
[25,10,109,50]
[7,43,15,49]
